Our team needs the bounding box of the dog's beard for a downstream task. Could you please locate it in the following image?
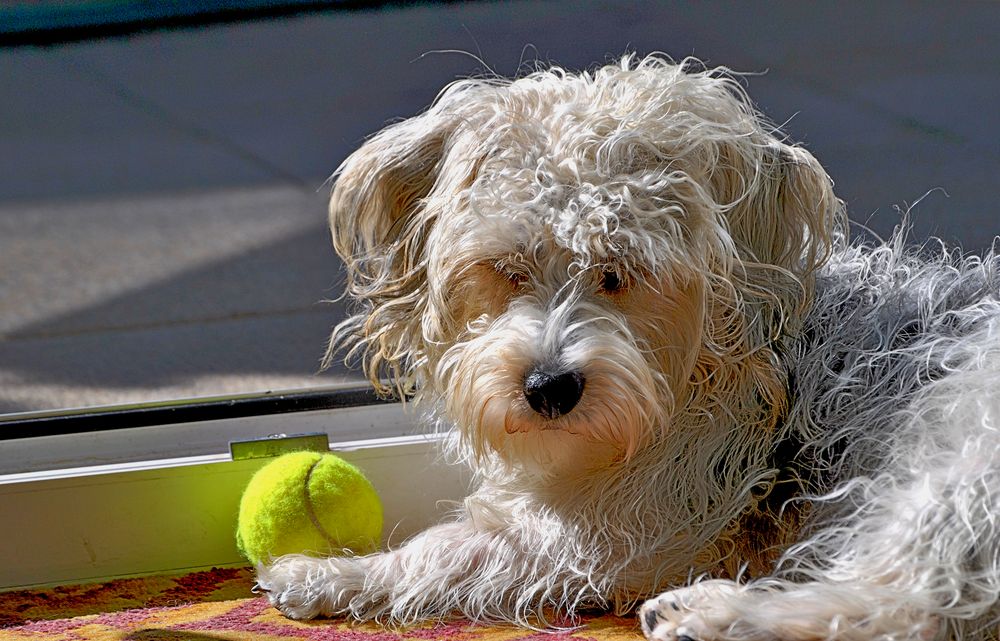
[435,294,674,477]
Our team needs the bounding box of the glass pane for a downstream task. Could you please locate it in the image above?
[0,4,479,423]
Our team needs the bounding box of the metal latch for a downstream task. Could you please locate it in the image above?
[229,432,329,461]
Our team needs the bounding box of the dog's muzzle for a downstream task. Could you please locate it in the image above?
[522,368,586,419]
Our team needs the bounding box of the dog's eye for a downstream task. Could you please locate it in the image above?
[507,271,528,287]
[492,261,527,287]
[600,270,623,294]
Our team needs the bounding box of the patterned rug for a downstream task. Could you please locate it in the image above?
[0,568,643,640]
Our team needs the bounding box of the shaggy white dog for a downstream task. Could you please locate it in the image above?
[258,56,1000,641]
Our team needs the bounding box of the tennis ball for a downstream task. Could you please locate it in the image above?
[236,451,383,565]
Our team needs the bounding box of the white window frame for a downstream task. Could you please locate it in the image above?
[0,387,471,591]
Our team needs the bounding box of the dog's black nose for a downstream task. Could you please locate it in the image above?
[523,368,585,419]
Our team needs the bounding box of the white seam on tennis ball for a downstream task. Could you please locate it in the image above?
[302,456,338,549]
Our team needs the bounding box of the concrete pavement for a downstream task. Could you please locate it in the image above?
[1,1,998,414]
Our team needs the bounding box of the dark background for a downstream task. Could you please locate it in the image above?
[1,1,997,415]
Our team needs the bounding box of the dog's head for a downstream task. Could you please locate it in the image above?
[327,57,844,477]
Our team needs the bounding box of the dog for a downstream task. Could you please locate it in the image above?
[257,56,1000,641]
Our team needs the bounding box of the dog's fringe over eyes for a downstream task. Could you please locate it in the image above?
[259,54,1000,641]
[324,54,839,400]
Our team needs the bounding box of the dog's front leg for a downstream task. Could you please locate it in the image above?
[257,520,497,622]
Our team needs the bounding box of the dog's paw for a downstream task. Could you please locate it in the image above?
[255,554,350,620]
[639,580,742,641]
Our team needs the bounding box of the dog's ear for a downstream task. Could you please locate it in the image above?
[330,115,457,267]
[727,143,843,282]
[692,142,843,436]
[720,142,845,328]
[326,101,467,397]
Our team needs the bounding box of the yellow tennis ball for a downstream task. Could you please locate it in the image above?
[236,451,383,565]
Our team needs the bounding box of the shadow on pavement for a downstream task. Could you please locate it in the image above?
[2,222,357,392]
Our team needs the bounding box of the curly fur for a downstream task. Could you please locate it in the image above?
[257,56,1000,641]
